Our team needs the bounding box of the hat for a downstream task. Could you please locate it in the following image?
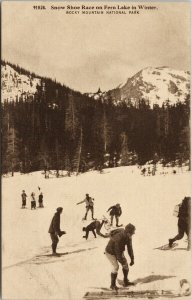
[22,190,25,192]
[116,203,120,206]
[125,223,136,234]
[56,207,63,212]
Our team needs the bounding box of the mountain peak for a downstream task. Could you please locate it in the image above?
[106,66,190,108]
[2,62,190,108]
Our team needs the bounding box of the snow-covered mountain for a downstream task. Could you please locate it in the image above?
[2,63,190,108]
[87,67,190,108]
[1,64,41,102]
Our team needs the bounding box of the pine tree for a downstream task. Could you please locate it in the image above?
[65,92,82,173]
[4,127,20,176]
[102,101,113,154]
[65,92,79,139]
[38,137,50,177]
[120,132,137,166]
[53,138,65,177]
[76,126,83,175]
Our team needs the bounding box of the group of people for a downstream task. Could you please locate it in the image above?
[48,193,136,289]
[48,194,191,290]
[76,193,122,226]
[76,194,123,239]
[21,190,44,209]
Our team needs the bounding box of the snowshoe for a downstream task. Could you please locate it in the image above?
[155,242,178,250]
[124,281,135,287]
[52,252,60,256]
[110,285,119,291]
[117,279,135,287]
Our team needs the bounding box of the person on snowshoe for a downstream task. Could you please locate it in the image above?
[76,193,95,220]
[105,223,136,290]
[38,192,44,208]
[107,203,122,227]
[82,218,108,240]
[48,207,66,255]
[169,196,191,250]
[21,190,27,208]
[31,192,36,209]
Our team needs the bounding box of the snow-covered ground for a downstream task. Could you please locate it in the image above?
[2,166,192,300]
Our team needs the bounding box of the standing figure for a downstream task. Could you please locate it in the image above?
[107,204,122,227]
[105,224,136,290]
[76,193,95,220]
[21,190,27,208]
[31,192,36,209]
[82,218,108,240]
[169,196,191,250]
[38,192,44,208]
[141,168,146,176]
[48,207,66,255]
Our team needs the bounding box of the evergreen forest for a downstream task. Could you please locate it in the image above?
[1,61,190,175]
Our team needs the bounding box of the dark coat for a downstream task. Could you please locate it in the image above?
[105,229,134,264]
[39,194,43,202]
[108,205,122,216]
[178,197,191,227]
[21,193,27,200]
[48,212,61,234]
[86,220,104,232]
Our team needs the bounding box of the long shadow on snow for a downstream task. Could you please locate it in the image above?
[171,247,188,251]
[133,275,176,284]
[3,247,97,269]
[89,275,176,291]
[37,247,97,257]
[31,247,98,265]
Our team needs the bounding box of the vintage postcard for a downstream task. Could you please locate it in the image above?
[1,1,191,300]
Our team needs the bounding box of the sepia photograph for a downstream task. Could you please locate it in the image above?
[1,1,191,299]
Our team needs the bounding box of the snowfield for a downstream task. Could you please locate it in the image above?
[119,67,190,108]
[1,64,41,102]
[2,166,192,300]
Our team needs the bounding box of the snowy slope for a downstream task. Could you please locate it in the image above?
[2,167,192,300]
[1,64,41,102]
[88,67,190,108]
[119,67,190,107]
[2,63,189,109]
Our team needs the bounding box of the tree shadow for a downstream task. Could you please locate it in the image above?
[133,275,176,285]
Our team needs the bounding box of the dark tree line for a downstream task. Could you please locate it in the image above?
[1,63,190,175]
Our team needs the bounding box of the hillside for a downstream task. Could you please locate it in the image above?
[2,63,41,102]
[1,61,190,174]
[2,62,190,108]
[88,67,190,108]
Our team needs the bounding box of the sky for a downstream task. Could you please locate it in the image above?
[2,2,191,93]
